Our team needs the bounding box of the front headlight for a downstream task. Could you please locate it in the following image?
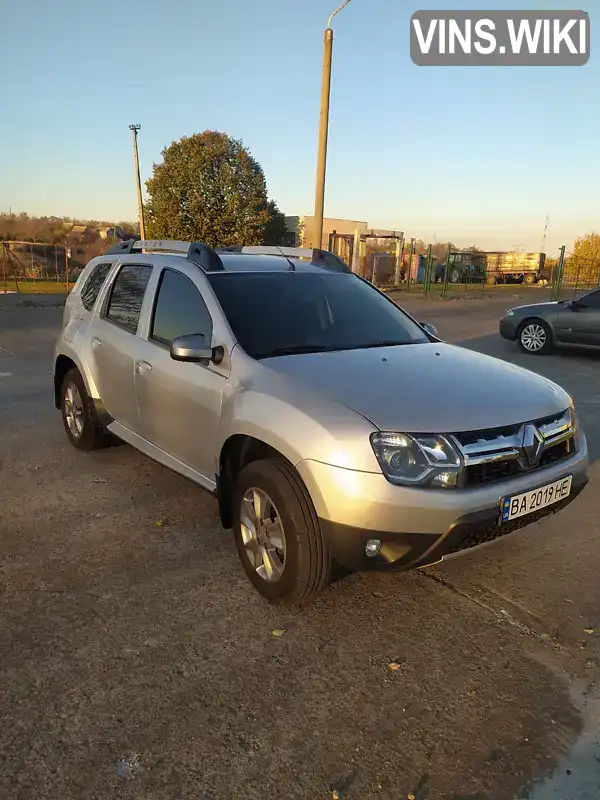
[569,402,583,449]
[506,310,515,316]
[370,432,462,488]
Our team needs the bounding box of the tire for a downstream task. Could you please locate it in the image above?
[232,459,330,605]
[60,368,107,450]
[517,319,553,355]
[523,273,536,285]
[486,274,497,286]
[450,269,460,283]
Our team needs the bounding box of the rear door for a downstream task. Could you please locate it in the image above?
[87,262,153,430]
[134,265,228,484]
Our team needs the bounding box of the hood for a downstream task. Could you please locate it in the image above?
[264,343,570,433]
[509,301,561,318]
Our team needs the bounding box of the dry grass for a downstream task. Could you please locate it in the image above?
[4,280,70,294]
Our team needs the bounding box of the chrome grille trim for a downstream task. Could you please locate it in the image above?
[452,409,575,472]
[538,410,573,446]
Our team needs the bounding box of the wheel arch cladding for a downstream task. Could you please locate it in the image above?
[54,355,78,407]
[218,434,303,529]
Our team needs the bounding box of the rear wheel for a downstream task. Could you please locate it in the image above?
[486,274,497,286]
[518,320,553,354]
[523,273,536,285]
[60,368,107,450]
[232,459,330,605]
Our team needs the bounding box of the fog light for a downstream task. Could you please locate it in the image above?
[432,470,459,488]
[365,539,381,557]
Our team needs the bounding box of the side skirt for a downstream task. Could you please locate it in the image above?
[107,420,217,494]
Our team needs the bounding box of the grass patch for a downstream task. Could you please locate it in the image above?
[6,280,70,294]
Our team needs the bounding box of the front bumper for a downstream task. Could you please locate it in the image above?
[499,316,518,340]
[320,476,587,571]
[296,439,589,572]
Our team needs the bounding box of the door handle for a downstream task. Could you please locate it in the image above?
[135,360,152,374]
[91,337,103,348]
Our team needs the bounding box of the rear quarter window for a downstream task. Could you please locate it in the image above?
[80,263,113,311]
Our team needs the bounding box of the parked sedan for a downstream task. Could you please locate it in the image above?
[500,288,600,354]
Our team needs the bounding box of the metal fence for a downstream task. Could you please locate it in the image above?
[334,239,600,301]
[1,241,72,293]
[365,243,490,299]
[551,250,600,300]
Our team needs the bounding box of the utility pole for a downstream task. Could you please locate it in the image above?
[313,0,353,249]
[129,124,146,240]
[552,245,566,301]
[65,246,70,293]
[540,213,549,254]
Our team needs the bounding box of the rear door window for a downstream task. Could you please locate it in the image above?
[105,264,152,334]
[81,263,112,311]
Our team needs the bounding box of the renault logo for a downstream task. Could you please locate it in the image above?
[518,423,545,469]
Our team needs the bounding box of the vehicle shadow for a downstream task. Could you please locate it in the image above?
[455,332,600,465]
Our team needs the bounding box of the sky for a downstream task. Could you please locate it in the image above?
[1,0,597,254]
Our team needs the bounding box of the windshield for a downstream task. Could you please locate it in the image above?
[208,272,429,359]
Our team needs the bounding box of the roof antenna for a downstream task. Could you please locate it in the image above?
[276,244,296,271]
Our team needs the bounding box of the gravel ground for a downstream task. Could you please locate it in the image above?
[1,295,599,800]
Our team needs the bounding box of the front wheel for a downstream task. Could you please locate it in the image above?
[518,320,553,354]
[232,459,330,605]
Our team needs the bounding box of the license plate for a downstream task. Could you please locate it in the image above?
[501,475,572,523]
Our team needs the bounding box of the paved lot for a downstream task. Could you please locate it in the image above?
[1,294,599,800]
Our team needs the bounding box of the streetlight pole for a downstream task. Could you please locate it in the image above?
[313,0,352,250]
[129,124,146,240]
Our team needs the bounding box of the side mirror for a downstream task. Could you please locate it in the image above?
[569,299,583,311]
[420,322,438,337]
[170,333,213,363]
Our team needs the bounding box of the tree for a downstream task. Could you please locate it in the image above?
[432,241,457,262]
[564,232,600,286]
[145,131,270,248]
[262,200,288,246]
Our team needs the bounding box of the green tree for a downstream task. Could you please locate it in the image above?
[564,233,600,286]
[145,130,270,247]
[262,200,288,246]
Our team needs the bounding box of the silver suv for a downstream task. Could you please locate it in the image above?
[54,240,588,604]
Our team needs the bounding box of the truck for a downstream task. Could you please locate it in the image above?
[484,251,546,285]
[439,251,547,286]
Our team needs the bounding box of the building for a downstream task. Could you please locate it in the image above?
[285,215,400,250]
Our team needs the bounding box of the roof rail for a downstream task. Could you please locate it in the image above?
[230,245,351,273]
[105,239,224,271]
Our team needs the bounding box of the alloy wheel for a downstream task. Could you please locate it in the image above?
[239,488,286,582]
[64,383,84,437]
[520,323,547,352]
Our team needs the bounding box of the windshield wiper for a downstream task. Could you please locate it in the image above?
[354,340,414,349]
[254,345,337,359]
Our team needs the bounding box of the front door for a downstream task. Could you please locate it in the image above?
[88,263,153,431]
[134,267,226,484]
[558,289,600,346]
